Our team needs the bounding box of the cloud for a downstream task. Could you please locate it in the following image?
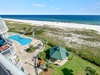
[32,3,46,7]
[55,8,60,10]
[91,6,100,10]
[93,6,100,9]
[90,2,100,10]
[51,7,60,10]
[81,2,100,11]
[81,8,86,11]
[95,2,100,5]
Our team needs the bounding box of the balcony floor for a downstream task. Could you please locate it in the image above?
[0,43,10,52]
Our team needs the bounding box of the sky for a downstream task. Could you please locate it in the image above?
[0,0,100,15]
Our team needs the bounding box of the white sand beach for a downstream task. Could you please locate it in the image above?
[4,18,100,32]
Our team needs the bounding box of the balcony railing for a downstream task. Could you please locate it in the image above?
[0,27,8,33]
[11,55,20,65]
[4,38,13,46]
[0,38,16,54]
[0,43,10,52]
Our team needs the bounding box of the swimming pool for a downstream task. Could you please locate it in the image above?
[8,35,32,45]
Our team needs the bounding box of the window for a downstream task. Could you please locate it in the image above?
[2,50,11,56]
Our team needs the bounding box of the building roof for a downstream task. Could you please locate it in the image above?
[50,46,69,60]
[0,18,8,34]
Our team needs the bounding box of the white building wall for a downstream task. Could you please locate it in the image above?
[0,18,25,74]
[0,19,8,34]
[0,54,26,75]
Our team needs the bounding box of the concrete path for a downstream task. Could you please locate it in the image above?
[13,38,44,75]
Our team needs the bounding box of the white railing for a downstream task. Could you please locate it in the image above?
[5,38,13,46]
[4,38,17,54]
[0,27,8,34]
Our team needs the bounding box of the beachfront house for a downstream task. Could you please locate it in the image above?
[50,46,69,66]
[0,18,25,73]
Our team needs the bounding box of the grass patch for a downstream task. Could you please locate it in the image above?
[52,52,100,75]
[43,45,100,75]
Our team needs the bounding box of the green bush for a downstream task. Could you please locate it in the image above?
[38,52,46,60]
[85,66,99,75]
[27,45,36,53]
[9,28,20,33]
[47,42,56,47]
[66,47,73,51]
[35,30,44,35]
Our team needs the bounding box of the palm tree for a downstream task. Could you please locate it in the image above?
[37,52,46,67]
[23,27,27,34]
[45,60,53,71]
[38,52,46,60]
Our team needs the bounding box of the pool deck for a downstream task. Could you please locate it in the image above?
[12,37,44,75]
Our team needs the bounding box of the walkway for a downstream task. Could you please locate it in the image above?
[13,38,44,75]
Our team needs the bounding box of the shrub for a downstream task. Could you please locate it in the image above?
[66,47,73,51]
[47,42,56,47]
[27,45,36,53]
[45,60,53,71]
[9,28,20,33]
[38,52,46,60]
[85,66,98,75]
[35,30,44,35]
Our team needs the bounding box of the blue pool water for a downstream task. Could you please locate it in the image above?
[8,35,32,45]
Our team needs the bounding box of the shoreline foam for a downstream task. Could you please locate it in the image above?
[4,18,100,32]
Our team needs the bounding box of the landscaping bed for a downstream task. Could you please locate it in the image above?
[37,59,45,66]
[40,68,53,75]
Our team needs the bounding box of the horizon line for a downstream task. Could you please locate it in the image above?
[0,14,100,15]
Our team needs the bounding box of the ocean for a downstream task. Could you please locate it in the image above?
[0,15,100,25]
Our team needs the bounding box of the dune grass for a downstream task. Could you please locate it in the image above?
[35,26,100,66]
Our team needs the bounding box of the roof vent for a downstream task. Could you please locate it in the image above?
[54,46,59,51]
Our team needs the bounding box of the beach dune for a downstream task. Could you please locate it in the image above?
[4,18,100,32]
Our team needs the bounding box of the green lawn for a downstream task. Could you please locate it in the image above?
[53,52,100,75]
[44,45,100,75]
